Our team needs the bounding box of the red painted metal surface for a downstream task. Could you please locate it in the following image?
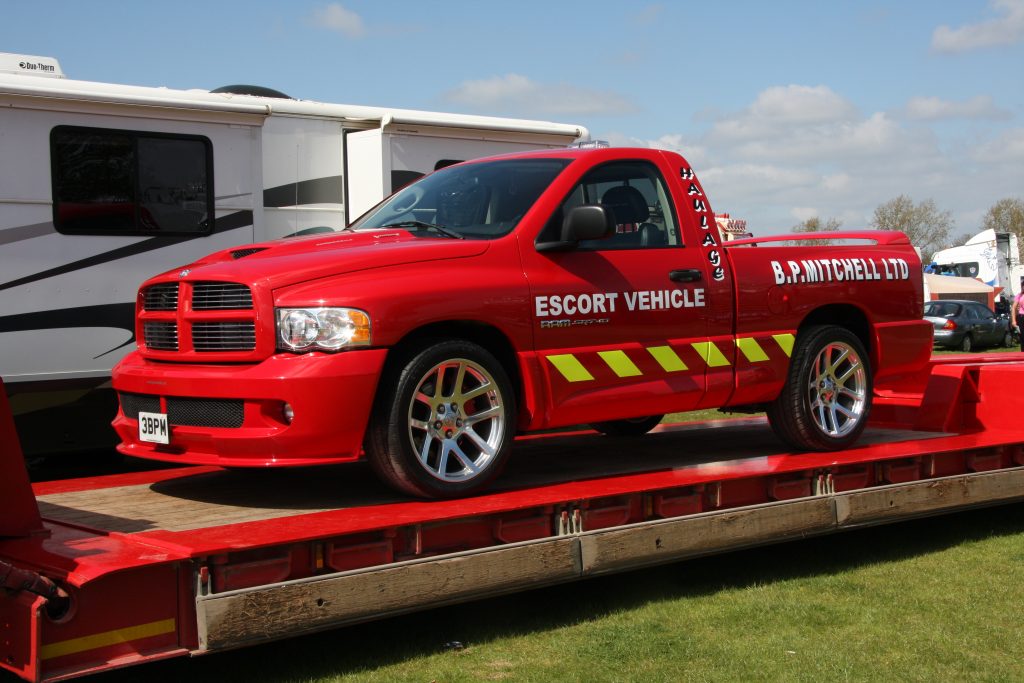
[0,378,43,538]
[3,355,1024,681]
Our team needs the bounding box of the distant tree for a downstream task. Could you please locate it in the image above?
[790,216,842,246]
[871,195,953,260]
[982,198,1024,259]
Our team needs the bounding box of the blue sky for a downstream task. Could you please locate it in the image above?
[3,1,1022,238]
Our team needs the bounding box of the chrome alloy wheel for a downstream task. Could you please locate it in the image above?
[407,358,506,483]
[806,341,867,438]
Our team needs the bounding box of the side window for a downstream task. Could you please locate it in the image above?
[540,161,680,250]
[51,126,214,235]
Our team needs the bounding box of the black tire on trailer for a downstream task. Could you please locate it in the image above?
[364,340,516,499]
[589,415,664,436]
[766,325,872,452]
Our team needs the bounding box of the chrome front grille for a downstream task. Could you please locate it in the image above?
[139,280,260,357]
[192,282,253,310]
[192,322,256,351]
[143,283,179,311]
[144,321,179,351]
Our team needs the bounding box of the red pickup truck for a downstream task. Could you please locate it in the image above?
[112,146,932,497]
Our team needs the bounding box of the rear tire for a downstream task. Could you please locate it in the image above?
[590,415,664,436]
[365,340,516,498]
[767,325,871,452]
[960,334,973,352]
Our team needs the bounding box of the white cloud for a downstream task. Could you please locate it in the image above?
[610,83,1023,236]
[312,3,366,38]
[821,173,852,191]
[972,128,1024,163]
[932,0,1024,53]
[443,74,636,117]
[708,85,858,144]
[749,85,858,124]
[902,95,1011,121]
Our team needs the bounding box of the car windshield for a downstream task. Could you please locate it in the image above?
[924,302,961,318]
[349,158,571,239]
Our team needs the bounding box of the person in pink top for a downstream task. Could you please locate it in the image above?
[1011,277,1024,350]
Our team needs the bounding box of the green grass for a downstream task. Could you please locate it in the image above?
[97,504,1024,683]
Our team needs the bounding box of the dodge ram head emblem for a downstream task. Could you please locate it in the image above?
[179,269,191,278]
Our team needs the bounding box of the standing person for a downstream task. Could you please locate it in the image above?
[1012,278,1024,351]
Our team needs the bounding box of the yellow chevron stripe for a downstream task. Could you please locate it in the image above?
[547,354,594,382]
[647,345,688,372]
[40,618,176,661]
[736,337,770,362]
[772,333,796,357]
[691,341,730,367]
[598,350,642,377]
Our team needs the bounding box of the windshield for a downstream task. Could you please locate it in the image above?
[350,158,570,239]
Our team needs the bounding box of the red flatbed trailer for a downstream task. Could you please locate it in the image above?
[3,355,1024,682]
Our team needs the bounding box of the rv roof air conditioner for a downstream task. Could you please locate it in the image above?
[0,52,65,79]
[210,84,292,99]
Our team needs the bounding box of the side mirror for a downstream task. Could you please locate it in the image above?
[563,205,615,242]
[536,205,615,252]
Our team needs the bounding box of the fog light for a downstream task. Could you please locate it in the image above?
[283,403,295,424]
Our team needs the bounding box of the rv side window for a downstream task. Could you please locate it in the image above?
[50,126,214,235]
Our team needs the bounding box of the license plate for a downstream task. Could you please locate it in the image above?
[138,411,170,445]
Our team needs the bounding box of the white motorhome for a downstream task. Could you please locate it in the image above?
[0,52,588,455]
[930,229,1023,312]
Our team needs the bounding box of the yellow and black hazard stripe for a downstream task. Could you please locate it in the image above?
[545,333,796,383]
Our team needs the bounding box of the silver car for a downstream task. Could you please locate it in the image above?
[924,299,1013,352]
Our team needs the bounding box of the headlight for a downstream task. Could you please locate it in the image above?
[276,307,371,352]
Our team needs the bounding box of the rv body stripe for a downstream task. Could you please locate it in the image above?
[263,176,345,207]
[0,211,253,293]
[0,221,54,246]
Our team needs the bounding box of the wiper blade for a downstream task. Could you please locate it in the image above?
[378,221,465,239]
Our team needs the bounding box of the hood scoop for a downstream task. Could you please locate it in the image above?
[231,247,267,259]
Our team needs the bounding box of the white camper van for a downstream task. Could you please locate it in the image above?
[930,229,1023,313]
[0,52,588,455]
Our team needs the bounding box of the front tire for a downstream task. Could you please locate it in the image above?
[590,415,664,436]
[767,325,871,452]
[365,340,516,498]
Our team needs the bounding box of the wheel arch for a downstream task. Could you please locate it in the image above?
[798,304,872,362]
[382,320,523,410]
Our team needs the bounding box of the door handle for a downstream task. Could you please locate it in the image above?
[669,269,702,283]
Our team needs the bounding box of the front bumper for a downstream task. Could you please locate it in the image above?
[112,349,388,467]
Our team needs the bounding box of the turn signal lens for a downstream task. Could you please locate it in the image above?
[943,320,957,330]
